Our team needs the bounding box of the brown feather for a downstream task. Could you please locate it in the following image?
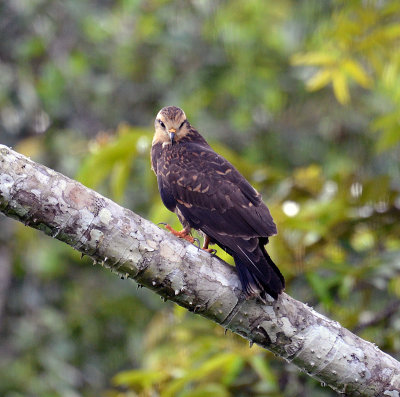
[151,106,284,299]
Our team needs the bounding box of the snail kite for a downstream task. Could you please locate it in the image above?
[151,106,284,300]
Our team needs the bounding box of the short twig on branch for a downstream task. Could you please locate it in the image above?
[0,144,399,396]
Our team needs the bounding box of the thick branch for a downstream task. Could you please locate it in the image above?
[0,144,399,396]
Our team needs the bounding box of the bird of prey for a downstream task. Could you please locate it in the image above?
[151,106,284,300]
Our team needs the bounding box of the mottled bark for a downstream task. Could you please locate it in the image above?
[0,144,399,396]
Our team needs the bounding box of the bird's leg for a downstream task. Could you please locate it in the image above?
[202,235,217,254]
[165,224,195,244]
[202,235,211,251]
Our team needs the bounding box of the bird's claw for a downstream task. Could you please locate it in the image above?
[161,224,195,244]
[157,223,212,253]
[202,247,217,256]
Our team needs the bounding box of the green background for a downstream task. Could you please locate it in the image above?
[1,0,400,396]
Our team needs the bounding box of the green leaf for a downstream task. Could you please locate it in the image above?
[161,353,237,397]
[306,272,339,308]
[249,355,278,387]
[371,113,400,153]
[180,383,230,397]
[376,127,400,152]
[110,158,132,201]
[112,369,168,389]
[221,356,244,386]
[76,126,150,190]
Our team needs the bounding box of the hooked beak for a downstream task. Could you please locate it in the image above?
[168,128,176,143]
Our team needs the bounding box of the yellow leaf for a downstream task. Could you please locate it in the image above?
[382,23,400,40]
[382,2,400,18]
[293,164,323,194]
[343,59,372,88]
[332,71,350,104]
[382,62,398,87]
[388,276,400,297]
[291,52,336,66]
[376,127,400,153]
[306,69,332,91]
[370,113,397,133]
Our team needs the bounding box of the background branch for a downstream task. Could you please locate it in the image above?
[1,144,399,396]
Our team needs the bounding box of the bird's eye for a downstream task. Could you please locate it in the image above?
[179,120,186,129]
[158,120,166,129]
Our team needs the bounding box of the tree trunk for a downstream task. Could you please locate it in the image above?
[0,144,399,396]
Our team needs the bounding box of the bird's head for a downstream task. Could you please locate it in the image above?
[153,106,189,145]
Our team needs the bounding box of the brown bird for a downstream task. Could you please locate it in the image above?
[151,106,284,299]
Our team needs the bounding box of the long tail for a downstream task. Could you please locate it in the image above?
[233,241,284,300]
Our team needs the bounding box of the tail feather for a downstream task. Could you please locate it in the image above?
[260,244,285,288]
[202,229,284,300]
[233,243,284,300]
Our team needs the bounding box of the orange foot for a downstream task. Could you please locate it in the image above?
[202,235,216,254]
[165,224,195,244]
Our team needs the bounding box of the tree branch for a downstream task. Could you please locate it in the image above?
[0,144,399,396]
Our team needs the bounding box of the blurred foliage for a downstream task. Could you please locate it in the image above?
[1,0,400,396]
[107,307,280,397]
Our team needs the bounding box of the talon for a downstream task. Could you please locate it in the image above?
[202,247,217,255]
[157,222,168,226]
[183,234,195,244]
[165,224,175,233]
[164,224,195,244]
[193,238,201,249]
[202,235,216,254]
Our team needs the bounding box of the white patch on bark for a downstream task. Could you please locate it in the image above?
[47,196,58,205]
[55,179,67,195]
[99,208,112,225]
[0,174,13,201]
[36,171,50,185]
[90,229,104,243]
[384,391,400,397]
[145,239,158,250]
